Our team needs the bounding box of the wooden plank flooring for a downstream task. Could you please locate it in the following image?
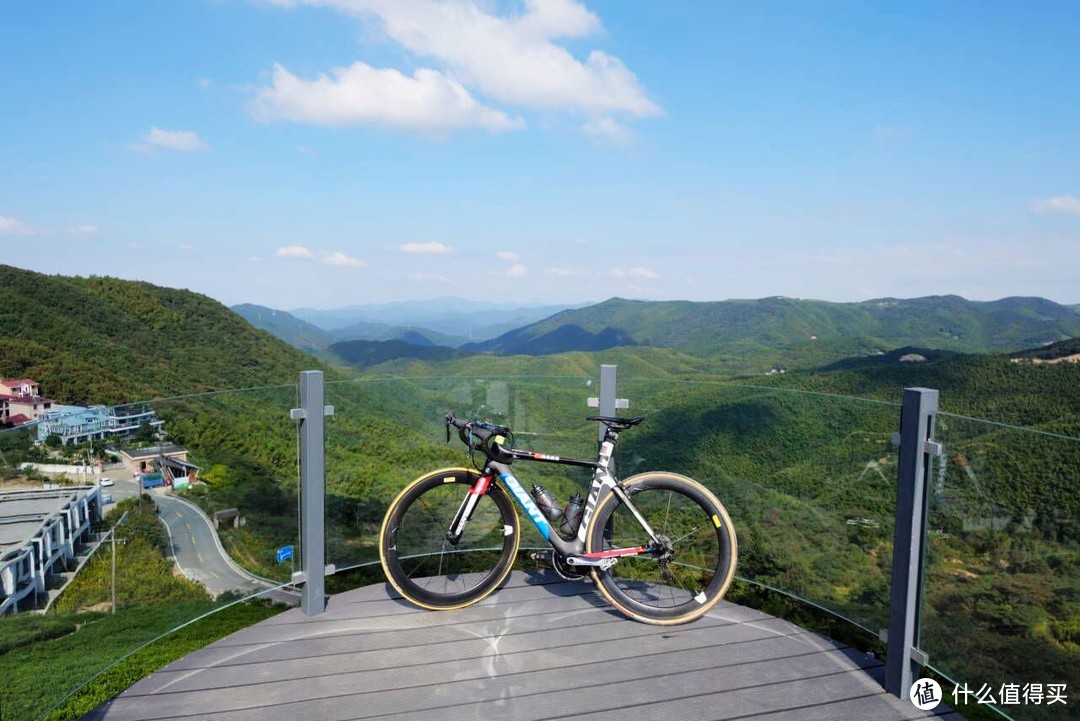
[83,571,957,721]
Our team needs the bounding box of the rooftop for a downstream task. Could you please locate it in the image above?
[122,444,186,461]
[0,488,94,555]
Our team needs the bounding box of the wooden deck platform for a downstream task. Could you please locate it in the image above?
[84,571,960,720]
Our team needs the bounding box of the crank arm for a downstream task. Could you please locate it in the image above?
[565,556,618,570]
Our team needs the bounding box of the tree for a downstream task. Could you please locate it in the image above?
[135,422,156,444]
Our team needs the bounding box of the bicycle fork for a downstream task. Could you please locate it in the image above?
[445,474,492,544]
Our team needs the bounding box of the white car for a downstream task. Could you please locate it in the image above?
[99,477,115,487]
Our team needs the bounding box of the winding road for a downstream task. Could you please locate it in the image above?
[100,469,298,604]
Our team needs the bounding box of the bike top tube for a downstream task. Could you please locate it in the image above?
[504,446,600,470]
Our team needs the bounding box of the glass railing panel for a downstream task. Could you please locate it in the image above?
[925,414,1079,720]
[324,375,597,575]
[0,385,299,721]
[619,380,902,636]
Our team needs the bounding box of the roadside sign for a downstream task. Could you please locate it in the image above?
[276,545,294,564]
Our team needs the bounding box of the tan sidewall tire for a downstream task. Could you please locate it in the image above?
[379,467,520,611]
[587,471,738,625]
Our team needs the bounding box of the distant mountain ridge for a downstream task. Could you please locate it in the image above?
[466,296,1080,365]
[288,297,587,342]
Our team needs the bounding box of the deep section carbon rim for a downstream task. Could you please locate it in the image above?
[379,468,520,610]
[588,473,737,623]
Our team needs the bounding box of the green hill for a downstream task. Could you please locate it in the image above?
[764,343,1080,432]
[467,296,1080,370]
[0,265,321,404]
[329,339,475,367]
[231,303,334,354]
[1010,336,1080,362]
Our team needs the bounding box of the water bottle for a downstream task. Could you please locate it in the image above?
[560,493,584,536]
[531,484,563,522]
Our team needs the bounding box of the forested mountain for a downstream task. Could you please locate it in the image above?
[1010,336,1080,362]
[232,303,334,353]
[327,321,465,347]
[467,296,1080,366]
[0,265,322,404]
[329,339,476,367]
[289,297,583,343]
[768,345,1080,431]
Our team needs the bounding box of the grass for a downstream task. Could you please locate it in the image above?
[0,600,283,721]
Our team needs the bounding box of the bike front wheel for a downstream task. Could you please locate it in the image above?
[587,472,738,625]
[379,468,520,611]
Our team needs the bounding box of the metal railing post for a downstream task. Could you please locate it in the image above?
[885,387,941,697]
[598,364,618,444]
[588,364,629,475]
[292,370,332,616]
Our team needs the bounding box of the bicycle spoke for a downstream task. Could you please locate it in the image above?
[589,474,736,622]
[381,469,519,610]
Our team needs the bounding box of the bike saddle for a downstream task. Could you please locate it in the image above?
[586,415,646,430]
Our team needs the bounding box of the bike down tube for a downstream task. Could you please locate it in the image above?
[488,460,585,557]
[490,452,662,559]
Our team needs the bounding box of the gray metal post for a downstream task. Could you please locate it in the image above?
[885,387,941,697]
[294,371,328,616]
[598,364,618,444]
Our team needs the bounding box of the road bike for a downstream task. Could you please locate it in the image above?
[378,412,738,625]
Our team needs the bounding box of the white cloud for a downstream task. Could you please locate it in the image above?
[258,0,660,136]
[275,245,315,258]
[252,61,523,133]
[68,224,98,236]
[0,215,36,235]
[506,263,527,277]
[1030,195,1080,216]
[179,244,196,252]
[612,266,658,279]
[583,116,634,144]
[408,272,450,282]
[130,127,208,154]
[398,241,453,254]
[544,267,585,277]
[322,251,366,268]
[495,250,519,261]
[350,0,659,116]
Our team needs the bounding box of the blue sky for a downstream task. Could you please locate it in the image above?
[2,1,1078,309]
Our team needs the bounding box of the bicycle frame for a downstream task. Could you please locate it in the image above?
[450,433,662,565]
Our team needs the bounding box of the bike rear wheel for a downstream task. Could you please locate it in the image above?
[379,468,520,610]
[587,472,737,625]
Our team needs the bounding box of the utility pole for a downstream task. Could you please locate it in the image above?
[107,511,128,614]
[111,526,116,614]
